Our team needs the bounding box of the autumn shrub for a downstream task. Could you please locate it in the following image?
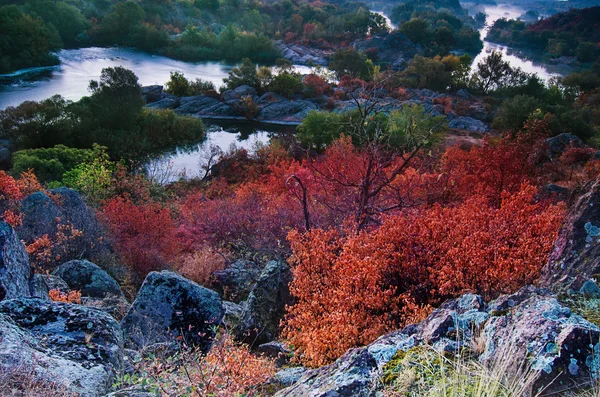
[177,247,227,286]
[49,289,82,304]
[99,197,178,277]
[283,183,565,367]
[24,221,84,272]
[116,333,276,397]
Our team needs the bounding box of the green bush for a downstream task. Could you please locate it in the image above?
[12,145,94,183]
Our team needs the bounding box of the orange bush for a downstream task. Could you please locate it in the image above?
[25,221,83,272]
[283,183,565,367]
[177,247,227,286]
[49,289,82,304]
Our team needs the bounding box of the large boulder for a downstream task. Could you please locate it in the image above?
[545,133,585,159]
[0,298,123,397]
[141,85,163,103]
[540,178,600,291]
[213,259,262,302]
[448,116,489,132]
[121,271,223,352]
[0,221,31,300]
[235,260,292,344]
[52,260,124,299]
[257,100,317,123]
[275,288,600,396]
[17,188,110,268]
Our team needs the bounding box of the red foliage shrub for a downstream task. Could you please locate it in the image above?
[304,74,328,97]
[99,197,178,277]
[284,183,565,367]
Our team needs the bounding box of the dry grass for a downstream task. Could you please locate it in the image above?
[381,341,544,397]
[0,365,77,397]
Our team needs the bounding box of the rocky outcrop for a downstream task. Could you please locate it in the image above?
[121,271,223,352]
[0,221,31,300]
[0,298,123,397]
[52,260,125,299]
[275,288,600,396]
[540,178,600,291]
[448,115,490,132]
[257,100,318,124]
[235,260,292,345]
[141,85,163,102]
[274,41,328,66]
[143,85,491,128]
[213,259,262,302]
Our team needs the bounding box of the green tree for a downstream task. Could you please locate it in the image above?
[223,58,258,90]
[400,18,431,44]
[329,48,373,80]
[492,95,539,132]
[23,0,88,47]
[0,5,62,73]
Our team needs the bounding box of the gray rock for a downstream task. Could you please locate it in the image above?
[222,300,243,329]
[545,133,585,159]
[141,85,163,103]
[0,221,31,300]
[175,96,221,114]
[257,100,317,123]
[258,92,286,104]
[121,271,223,352]
[274,41,328,66]
[52,259,124,299]
[275,348,377,397]
[540,179,600,291]
[258,340,292,366]
[0,298,123,397]
[448,116,489,132]
[145,97,179,109]
[29,274,49,299]
[580,279,600,299]
[213,259,262,302]
[43,274,71,292]
[235,260,292,344]
[481,289,600,394]
[17,188,110,269]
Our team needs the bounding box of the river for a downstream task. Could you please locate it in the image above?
[469,3,573,80]
[0,7,577,179]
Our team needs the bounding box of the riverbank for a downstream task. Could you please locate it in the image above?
[144,84,491,131]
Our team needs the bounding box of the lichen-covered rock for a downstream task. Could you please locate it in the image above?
[235,260,292,345]
[29,274,49,299]
[52,259,124,299]
[121,271,223,351]
[275,288,600,396]
[482,289,600,394]
[0,221,31,300]
[213,259,262,302]
[222,300,243,329]
[275,348,377,397]
[540,179,600,292]
[0,298,123,397]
